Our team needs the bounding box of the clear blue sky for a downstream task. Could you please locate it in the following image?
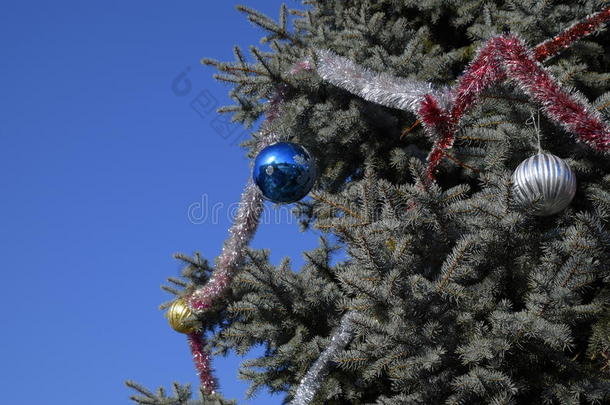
[0,1,318,404]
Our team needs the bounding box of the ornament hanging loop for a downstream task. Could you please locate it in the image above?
[526,110,544,155]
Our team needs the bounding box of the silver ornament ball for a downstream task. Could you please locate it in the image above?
[512,153,576,216]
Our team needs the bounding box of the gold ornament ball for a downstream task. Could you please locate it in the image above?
[166,298,198,334]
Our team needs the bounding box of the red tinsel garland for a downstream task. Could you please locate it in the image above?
[187,332,217,395]
[420,6,610,180]
[535,6,610,61]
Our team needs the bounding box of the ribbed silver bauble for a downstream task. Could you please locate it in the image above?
[512,153,577,216]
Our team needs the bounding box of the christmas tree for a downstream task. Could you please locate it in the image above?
[128,1,610,404]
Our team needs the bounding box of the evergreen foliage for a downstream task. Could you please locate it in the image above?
[130,1,610,403]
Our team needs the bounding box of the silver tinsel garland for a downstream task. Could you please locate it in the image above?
[315,49,450,113]
[291,311,356,405]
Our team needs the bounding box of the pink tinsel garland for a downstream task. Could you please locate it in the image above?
[183,61,314,395]
[187,332,217,395]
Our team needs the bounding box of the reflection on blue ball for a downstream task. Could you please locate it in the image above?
[252,142,317,203]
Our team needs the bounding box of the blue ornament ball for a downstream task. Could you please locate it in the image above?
[252,142,317,203]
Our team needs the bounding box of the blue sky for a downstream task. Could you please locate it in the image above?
[0,1,318,404]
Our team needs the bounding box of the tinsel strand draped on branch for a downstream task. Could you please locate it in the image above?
[185,177,266,395]
[316,6,610,180]
[187,179,266,315]
[187,332,217,395]
[182,62,313,395]
[534,6,610,61]
[421,33,610,178]
[291,311,356,405]
[315,49,450,112]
